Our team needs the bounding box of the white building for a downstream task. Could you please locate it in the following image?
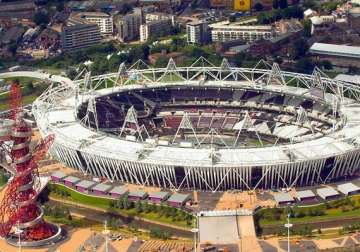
[186,21,209,45]
[209,21,275,43]
[71,12,113,35]
[140,19,172,42]
[116,8,142,42]
[145,12,176,26]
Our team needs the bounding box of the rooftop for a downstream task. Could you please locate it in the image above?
[337,183,360,195]
[92,183,112,192]
[309,43,360,59]
[209,21,272,30]
[73,12,110,18]
[76,180,96,189]
[148,191,170,199]
[109,186,128,195]
[168,193,190,203]
[335,74,360,84]
[274,192,294,203]
[316,187,340,199]
[63,176,81,184]
[51,171,67,179]
[128,190,148,198]
[296,190,316,200]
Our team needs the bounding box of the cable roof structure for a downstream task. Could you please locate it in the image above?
[29,57,360,191]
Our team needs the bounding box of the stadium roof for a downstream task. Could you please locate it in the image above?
[168,193,190,204]
[316,187,339,199]
[337,183,360,195]
[63,176,80,184]
[309,43,360,59]
[92,183,112,192]
[51,171,67,179]
[109,186,128,195]
[76,180,95,189]
[148,191,170,199]
[38,80,360,168]
[296,190,316,200]
[274,193,294,204]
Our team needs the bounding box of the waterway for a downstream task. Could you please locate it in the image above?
[49,200,193,239]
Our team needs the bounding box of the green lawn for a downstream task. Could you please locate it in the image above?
[0,76,41,86]
[50,183,194,229]
[257,195,360,227]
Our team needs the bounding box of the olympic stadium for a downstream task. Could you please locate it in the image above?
[31,58,360,191]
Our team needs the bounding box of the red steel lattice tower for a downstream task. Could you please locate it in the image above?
[0,83,61,245]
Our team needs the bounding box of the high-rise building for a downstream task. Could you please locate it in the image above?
[186,21,210,45]
[115,8,142,42]
[140,19,172,42]
[70,12,113,35]
[61,17,101,51]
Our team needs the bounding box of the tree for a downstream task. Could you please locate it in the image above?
[273,0,279,9]
[122,197,132,210]
[155,57,169,68]
[303,0,316,9]
[26,81,34,91]
[66,68,77,79]
[254,3,264,11]
[292,38,309,59]
[33,11,50,26]
[348,65,359,74]
[119,3,133,15]
[303,19,312,37]
[279,0,288,9]
[229,15,236,23]
[56,1,65,12]
[135,201,143,213]
[8,43,17,57]
[295,58,315,74]
[321,60,333,70]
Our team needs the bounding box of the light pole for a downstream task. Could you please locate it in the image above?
[15,221,23,252]
[191,228,199,252]
[102,220,110,252]
[284,214,293,252]
[191,215,199,252]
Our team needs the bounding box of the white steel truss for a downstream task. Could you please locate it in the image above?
[30,57,360,191]
[172,112,200,145]
[119,106,149,141]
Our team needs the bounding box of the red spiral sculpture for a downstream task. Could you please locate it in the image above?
[0,83,57,242]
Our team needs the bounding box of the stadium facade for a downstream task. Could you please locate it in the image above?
[32,58,360,191]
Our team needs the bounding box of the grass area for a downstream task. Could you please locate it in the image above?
[0,170,10,187]
[256,196,360,228]
[0,76,41,86]
[0,77,48,111]
[49,183,194,229]
[322,71,342,79]
[44,215,96,228]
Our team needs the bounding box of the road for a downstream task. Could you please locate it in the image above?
[0,71,74,87]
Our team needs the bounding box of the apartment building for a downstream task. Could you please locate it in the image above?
[209,21,275,43]
[140,19,172,42]
[115,8,142,42]
[71,12,113,35]
[61,17,101,51]
[186,21,210,45]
